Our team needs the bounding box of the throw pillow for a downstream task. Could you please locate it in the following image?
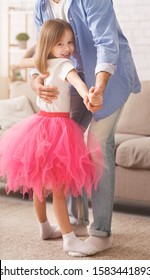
[0,95,34,130]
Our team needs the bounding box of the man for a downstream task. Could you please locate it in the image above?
[30,0,141,256]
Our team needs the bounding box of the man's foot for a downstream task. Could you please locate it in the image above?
[69,236,112,257]
[72,224,88,237]
[39,220,62,239]
[63,232,97,256]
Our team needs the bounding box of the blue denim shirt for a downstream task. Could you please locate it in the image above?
[34,0,141,120]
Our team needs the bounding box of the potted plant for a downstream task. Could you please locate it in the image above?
[16,32,30,49]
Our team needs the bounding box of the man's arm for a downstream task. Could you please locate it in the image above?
[19,45,36,68]
[84,0,119,97]
[30,73,59,103]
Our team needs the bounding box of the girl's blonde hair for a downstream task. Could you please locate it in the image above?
[34,19,75,74]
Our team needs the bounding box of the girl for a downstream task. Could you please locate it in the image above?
[0,19,102,256]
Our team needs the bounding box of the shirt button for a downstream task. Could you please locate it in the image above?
[70,17,72,20]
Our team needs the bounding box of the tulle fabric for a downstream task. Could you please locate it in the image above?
[0,113,103,201]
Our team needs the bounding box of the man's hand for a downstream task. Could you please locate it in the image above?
[30,73,59,103]
[83,86,103,112]
[89,86,103,107]
[84,95,102,113]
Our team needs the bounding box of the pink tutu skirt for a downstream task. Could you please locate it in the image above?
[0,111,103,201]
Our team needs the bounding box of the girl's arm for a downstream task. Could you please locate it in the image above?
[66,69,102,112]
[66,69,89,99]
[19,45,36,68]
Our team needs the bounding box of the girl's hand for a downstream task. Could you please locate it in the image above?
[30,73,59,103]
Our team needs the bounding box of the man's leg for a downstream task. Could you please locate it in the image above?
[84,107,123,253]
[67,190,89,236]
[67,91,92,235]
[88,107,123,237]
[68,107,123,257]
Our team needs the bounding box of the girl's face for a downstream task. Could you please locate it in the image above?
[50,29,74,59]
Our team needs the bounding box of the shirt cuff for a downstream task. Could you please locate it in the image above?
[95,63,116,75]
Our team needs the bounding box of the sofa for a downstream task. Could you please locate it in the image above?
[0,80,150,208]
[115,80,150,208]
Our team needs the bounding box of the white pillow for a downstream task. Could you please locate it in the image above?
[10,81,39,113]
[0,95,34,130]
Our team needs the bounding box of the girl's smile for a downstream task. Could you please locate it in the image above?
[50,29,74,59]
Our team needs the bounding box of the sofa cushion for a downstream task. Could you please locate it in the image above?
[10,81,39,113]
[116,81,150,136]
[0,95,34,130]
[116,137,150,169]
[115,133,142,148]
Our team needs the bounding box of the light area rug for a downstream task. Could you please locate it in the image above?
[0,194,150,260]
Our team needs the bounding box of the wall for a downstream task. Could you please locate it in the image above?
[113,0,150,81]
[0,0,150,97]
[0,1,8,97]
